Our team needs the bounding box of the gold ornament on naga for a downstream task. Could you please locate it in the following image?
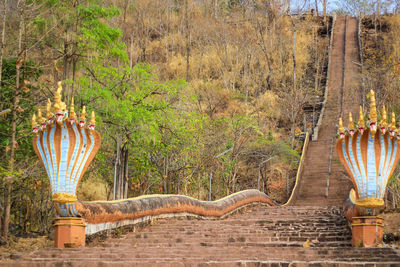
[336,90,400,214]
[79,106,86,128]
[46,99,54,125]
[31,82,101,217]
[53,82,67,125]
[348,112,355,136]
[88,111,96,131]
[37,109,46,130]
[32,114,39,134]
[389,112,396,138]
[338,118,345,139]
[69,97,76,124]
[369,90,378,137]
[358,106,365,134]
[379,105,387,134]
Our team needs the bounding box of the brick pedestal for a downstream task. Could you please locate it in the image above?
[54,217,86,248]
[351,216,383,247]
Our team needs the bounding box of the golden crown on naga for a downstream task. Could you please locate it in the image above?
[31,82,101,217]
[336,90,400,214]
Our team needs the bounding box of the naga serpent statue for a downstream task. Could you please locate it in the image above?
[337,90,400,217]
[32,83,396,248]
[31,82,275,245]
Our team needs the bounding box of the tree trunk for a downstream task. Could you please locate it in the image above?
[71,57,76,101]
[258,164,261,191]
[375,0,381,43]
[123,147,129,199]
[362,1,367,17]
[116,146,129,199]
[314,0,319,15]
[113,140,129,200]
[3,0,22,238]
[290,121,296,149]
[2,182,11,238]
[63,38,69,98]
[163,156,169,194]
[231,170,237,193]
[185,0,190,82]
[323,0,327,18]
[282,0,290,13]
[117,147,125,199]
[376,0,381,16]
[129,35,134,69]
[118,153,122,199]
[113,138,120,200]
[212,0,217,19]
[0,0,6,230]
[292,25,296,89]
[0,0,7,87]
[197,172,201,199]
[209,172,212,201]
[123,0,129,22]
[314,51,320,92]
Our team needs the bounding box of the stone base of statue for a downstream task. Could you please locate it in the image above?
[54,217,86,248]
[351,216,383,247]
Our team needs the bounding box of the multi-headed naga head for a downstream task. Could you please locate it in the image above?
[31,82,101,216]
[336,90,400,215]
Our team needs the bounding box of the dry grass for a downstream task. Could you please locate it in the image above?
[77,177,109,201]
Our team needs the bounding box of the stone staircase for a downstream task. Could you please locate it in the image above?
[3,205,400,266]
[292,16,361,206]
[2,16,400,267]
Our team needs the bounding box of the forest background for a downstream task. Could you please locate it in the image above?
[0,0,400,243]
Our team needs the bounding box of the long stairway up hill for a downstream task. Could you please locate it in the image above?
[292,17,361,206]
[2,17,400,267]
